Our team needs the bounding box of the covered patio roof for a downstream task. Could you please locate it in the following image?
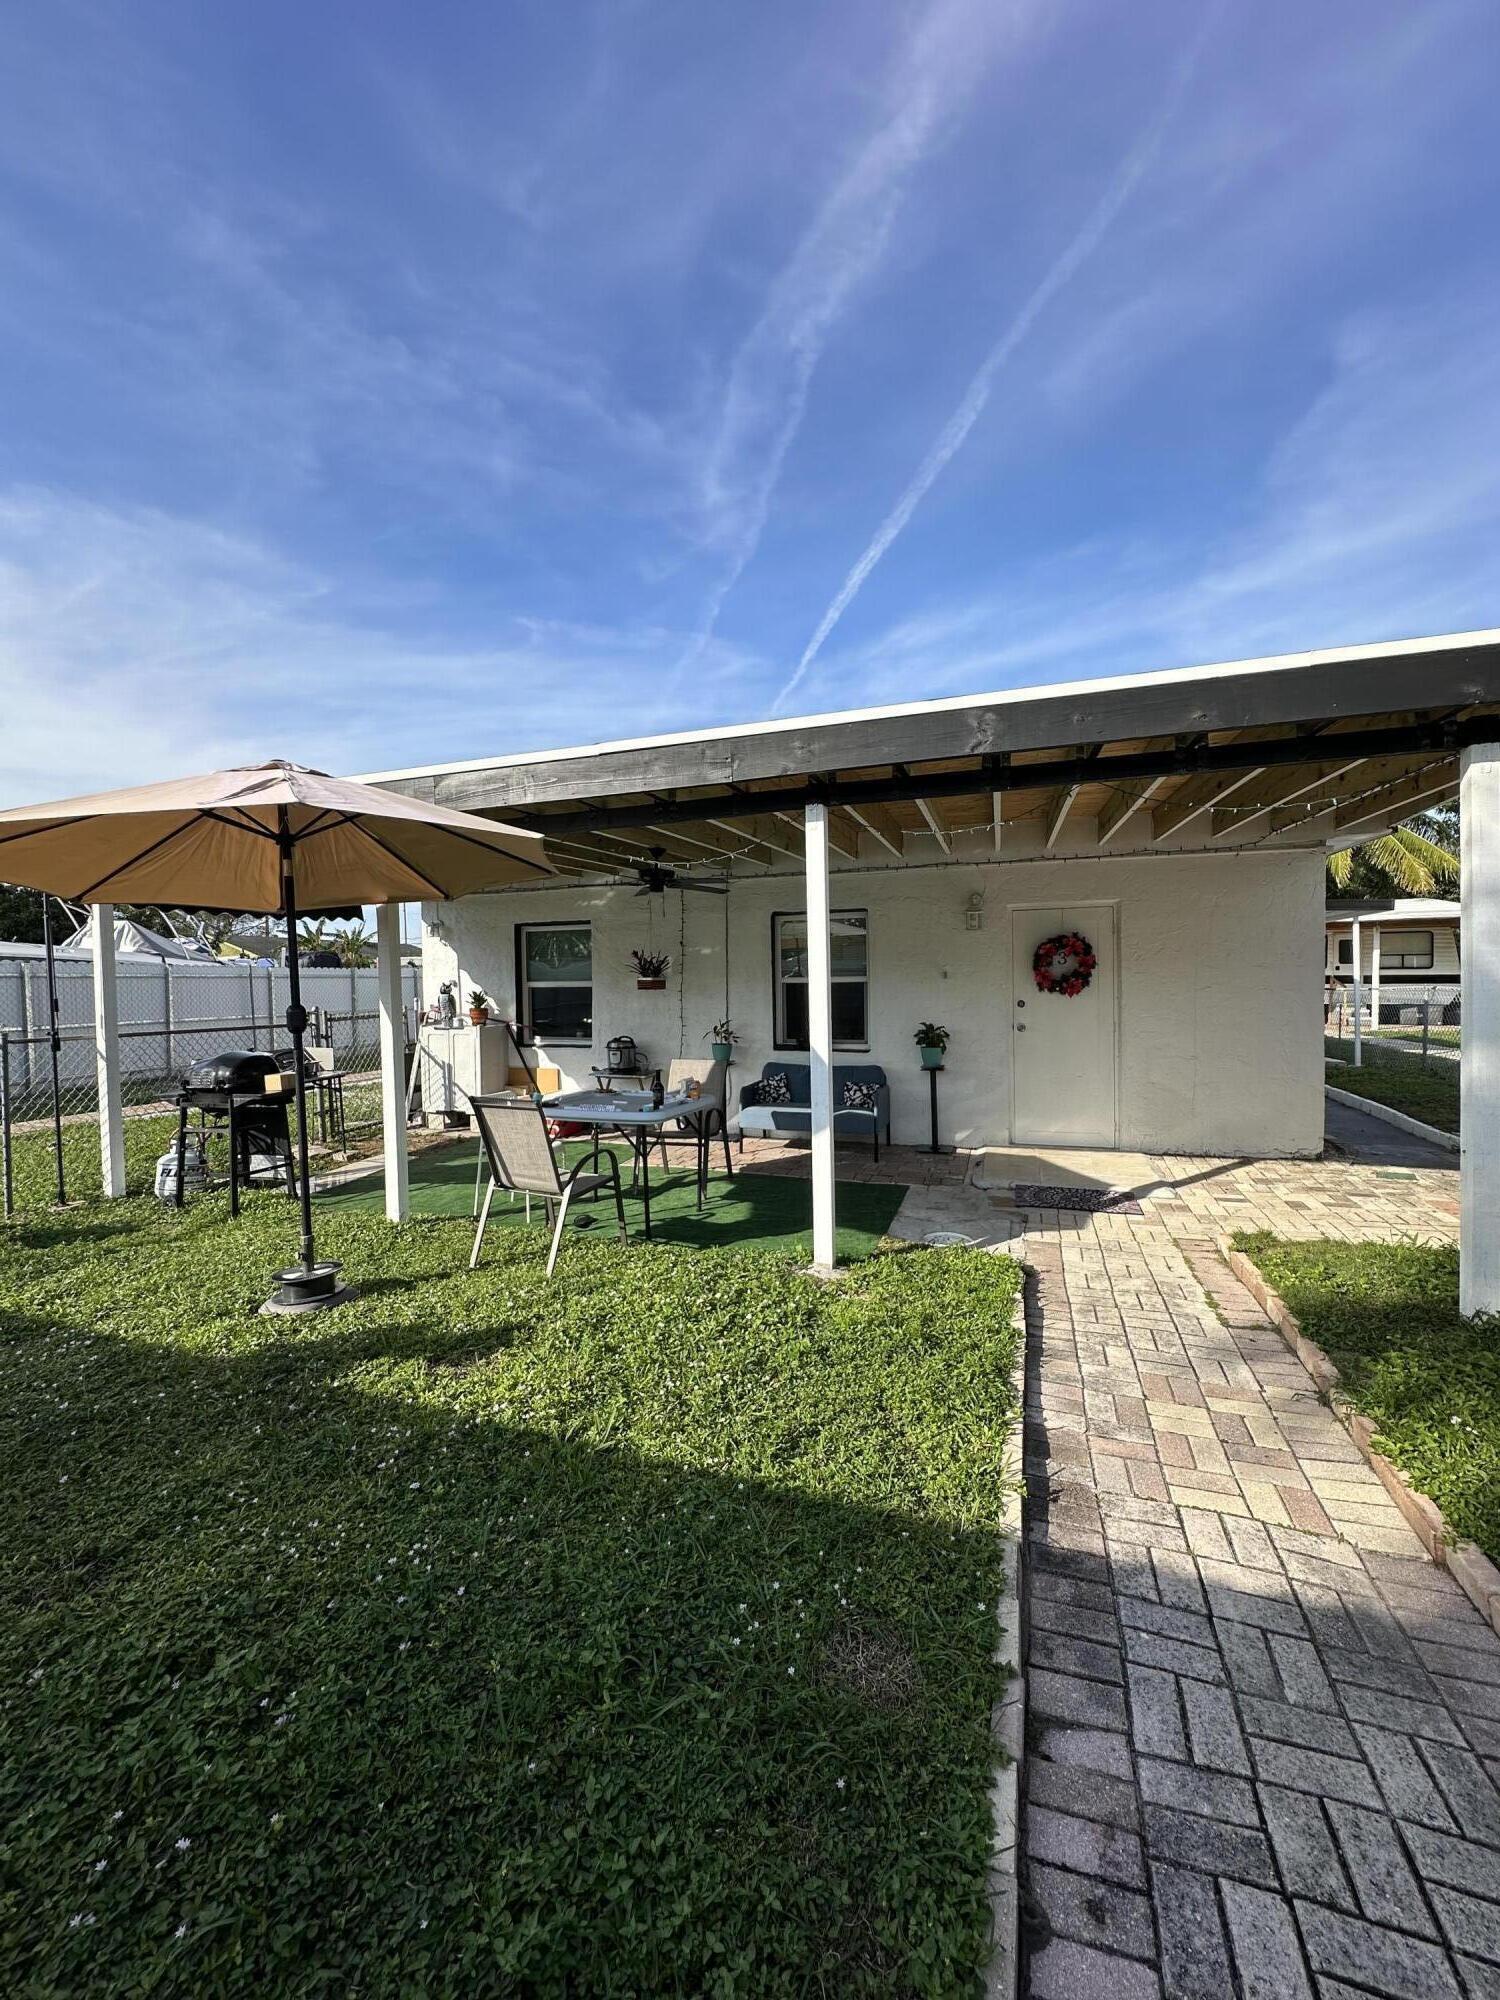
[364,630,1500,876]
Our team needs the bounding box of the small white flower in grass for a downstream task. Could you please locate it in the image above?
[174,1923,188,1941]
[836,1778,846,1791]
[787,1667,795,1676]
[110,1811,124,1824]
[93,1860,108,1873]
[175,1837,191,1852]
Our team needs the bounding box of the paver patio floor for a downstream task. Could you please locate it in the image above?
[752,1135,1498,1995]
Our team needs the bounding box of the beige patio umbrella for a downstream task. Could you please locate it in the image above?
[0,760,552,1309]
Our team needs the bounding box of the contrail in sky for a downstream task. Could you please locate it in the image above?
[773,15,1219,713]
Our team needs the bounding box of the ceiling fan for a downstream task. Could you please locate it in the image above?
[632,847,729,896]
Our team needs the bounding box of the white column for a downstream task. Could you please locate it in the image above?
[1460,744,1500,1316]
[377,902,410,1223]
[804,804,837,1271]
[1351,917,1363,1067]
[1370,924,1382,1034]
[91,904,126,1197]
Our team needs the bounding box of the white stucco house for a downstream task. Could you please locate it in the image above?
[361,628,1500,1311]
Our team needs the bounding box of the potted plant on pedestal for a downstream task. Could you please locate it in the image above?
[914,1021,949,1069]
[468,989,491,1026]
[705,1017,739,1063]
[631,948,671,991]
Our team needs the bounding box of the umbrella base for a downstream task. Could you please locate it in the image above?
[260,1260,355,1315]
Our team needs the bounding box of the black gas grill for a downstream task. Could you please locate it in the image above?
[182,1049,285,1104]
[173,1050,296,1215]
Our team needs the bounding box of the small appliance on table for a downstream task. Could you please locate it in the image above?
[589,1034,652,1090]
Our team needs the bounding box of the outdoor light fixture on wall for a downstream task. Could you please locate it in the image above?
[964,890,985,932]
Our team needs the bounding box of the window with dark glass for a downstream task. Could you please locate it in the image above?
[773,910,868,1049]
[519,923,593,1042]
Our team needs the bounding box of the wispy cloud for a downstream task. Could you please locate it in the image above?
[785,277,1500,713]
[0,490,767,802]
[772,6,1221,712]
[679,0,1036,667]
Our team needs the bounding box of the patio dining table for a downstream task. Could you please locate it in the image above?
[542,1087,724,1240]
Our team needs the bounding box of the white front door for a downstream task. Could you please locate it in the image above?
[1010,904,1118,1146]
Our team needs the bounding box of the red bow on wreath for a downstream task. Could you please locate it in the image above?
[1032,931,1096,998]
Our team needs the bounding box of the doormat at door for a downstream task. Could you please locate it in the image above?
[1009,1183,1143,1215]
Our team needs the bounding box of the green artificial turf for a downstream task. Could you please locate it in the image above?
[1234,1233,1498,1562]
[320,1139,907,1261]
[0,1181,1022,1996]
[1323,1036,1460,1133]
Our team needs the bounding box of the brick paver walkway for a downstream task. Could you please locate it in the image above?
[1016,1190,1497,2000]
[742,1132,1496,1995]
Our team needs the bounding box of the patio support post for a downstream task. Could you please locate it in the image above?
[91,903,126,1197]
[1460,742,1500,1316]
[1351,917,1363,1067]
[377,902,410,1223]
[804,803,837,1272]
[1370,924,1382,1032]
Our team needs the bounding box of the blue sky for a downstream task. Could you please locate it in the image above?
[1,0,1498,800]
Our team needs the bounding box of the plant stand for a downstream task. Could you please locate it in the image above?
[925,1063,952,1155]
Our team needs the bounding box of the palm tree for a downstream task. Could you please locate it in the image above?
[1326,819,1459,897]
[329,922,376,968]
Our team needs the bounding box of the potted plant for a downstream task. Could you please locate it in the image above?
[914,1021,949,1069]
[705,1017,739,1063]
[468,989,491,1026]
[631,948,671,991]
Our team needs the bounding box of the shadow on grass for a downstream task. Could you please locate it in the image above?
[0,1215,1016,1997]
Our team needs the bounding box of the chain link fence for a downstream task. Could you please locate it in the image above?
[0,953,417,1214]
[1325,980,1462,1067]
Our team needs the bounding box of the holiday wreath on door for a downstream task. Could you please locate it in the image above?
[1032,931,1096,998]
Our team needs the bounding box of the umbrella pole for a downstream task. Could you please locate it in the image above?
[280,846,317,1271]
[40,892,66,1205]
[262,814,349,1314]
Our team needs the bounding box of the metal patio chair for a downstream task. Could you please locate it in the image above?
[652,1059,734,1181]
[469,1094,627,1277]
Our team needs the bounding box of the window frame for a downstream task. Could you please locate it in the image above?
[1382,930,1434,970]
[515,920,594,1046]
[770,907,870,1052]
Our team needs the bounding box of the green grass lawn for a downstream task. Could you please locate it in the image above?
[0,1180,1022,1995]
[320,1139,908,1261]
[1234,1233,1498,1563]
[1323,1035,1460,1133]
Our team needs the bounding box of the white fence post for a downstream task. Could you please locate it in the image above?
[377,904,409,1223]
[1460,743,1499,1316]
[804,803,837,1272]
[91,906,126,1197]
